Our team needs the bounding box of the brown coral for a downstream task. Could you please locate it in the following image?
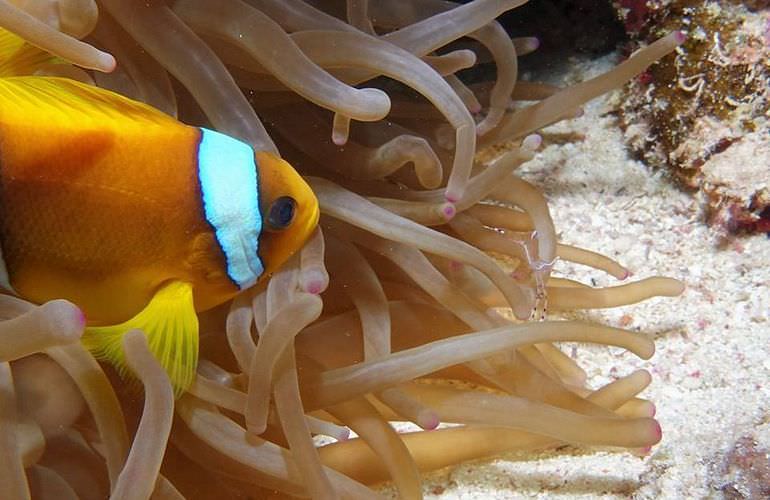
[617,0,770,237]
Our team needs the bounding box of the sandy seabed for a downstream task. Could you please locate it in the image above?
[376,53,770,500]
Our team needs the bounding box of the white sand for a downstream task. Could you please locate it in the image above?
[379,53,770,499]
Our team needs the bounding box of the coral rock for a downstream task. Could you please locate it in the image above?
[615,0,770,236]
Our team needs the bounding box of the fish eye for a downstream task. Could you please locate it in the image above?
[267,196,297,230]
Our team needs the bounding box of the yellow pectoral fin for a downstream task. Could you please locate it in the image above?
[82,281,199,397]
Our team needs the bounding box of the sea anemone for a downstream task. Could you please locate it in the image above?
[0,1,686,498]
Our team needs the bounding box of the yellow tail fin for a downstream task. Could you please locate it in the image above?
[82,281,199,397]
[0,27,58,77]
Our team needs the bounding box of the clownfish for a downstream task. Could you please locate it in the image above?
[0,34,319,394]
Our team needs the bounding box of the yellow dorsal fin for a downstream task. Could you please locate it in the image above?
[0,27,58,77]
[82,281,199,397]
[0,75,181,132]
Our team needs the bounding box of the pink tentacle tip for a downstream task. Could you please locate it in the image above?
[649,403,657,418]
[619,269,631,280]
[331,134,348,146]
[442,202,457,220]
[304,280,324,295]
[95,52,118,73]
[522,134,542,150]
[652,420,663,442]
[448,260,464,272]
[674,30,686,44]
[75,308,87,329]
[444,192,460,204]
[418,411,440,431]
[336,428,351,442]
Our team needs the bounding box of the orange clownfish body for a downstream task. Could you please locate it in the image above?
[0,76,319,394]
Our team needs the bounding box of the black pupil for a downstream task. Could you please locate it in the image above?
[268,196,296,230]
